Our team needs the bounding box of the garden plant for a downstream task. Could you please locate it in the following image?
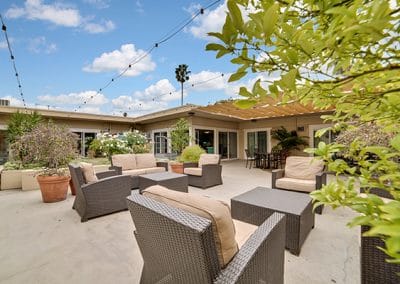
[207,0,400,263]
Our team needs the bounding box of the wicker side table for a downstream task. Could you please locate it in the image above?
[139,172,188,193]
[231,187,314,255]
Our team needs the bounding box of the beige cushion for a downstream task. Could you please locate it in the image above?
[276,177,316,192]
[143,185,238,268]
[122,169,146,176]
[233,219,258,249]
[199,154,220,167]
[135,153,157,169]
[112,154,136,170]
[183,167,202,176]
[144,167,166,174]
[80,162,98,183]
[284,156,324,180]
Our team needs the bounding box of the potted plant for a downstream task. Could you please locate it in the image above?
[11,122,78,202]
[169,119,190,173]
[271,126,308,156]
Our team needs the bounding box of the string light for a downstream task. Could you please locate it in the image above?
[1,13,27,109]
[74,0,222,112]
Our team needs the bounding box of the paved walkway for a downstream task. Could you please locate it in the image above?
[0,160,359,283]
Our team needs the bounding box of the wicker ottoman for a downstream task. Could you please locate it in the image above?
[231,187,314,255]
[139,172,188,193]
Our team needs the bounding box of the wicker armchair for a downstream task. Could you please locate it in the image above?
[127,192,286,284]
[271,156,326,214]
[69,164,132,222]
[183,154,223,189]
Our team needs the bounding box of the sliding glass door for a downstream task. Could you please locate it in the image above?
[218,131,237,159]
[246,130,268,155]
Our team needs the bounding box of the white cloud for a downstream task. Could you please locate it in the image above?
[188,1,227,39]
[112,79,183,113]
[5,0,115,34]
[188,71,228,92]
[83,0,110,9]
[37,90,108,105]
[0,41,8,49]
[83,44,156,76]
[6,0,81,27]
[28,36,57,54]
[112,96,167,113]
[83,20,115,34]
[134,79,179,102]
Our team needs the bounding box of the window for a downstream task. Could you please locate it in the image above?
[154,132,168,154]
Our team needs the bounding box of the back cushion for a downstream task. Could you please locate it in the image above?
[285,156,324,180]
[199,154,220,167]
[135,153,156,169]
[80,162,98,183]
[143,185,238,268]
[112,154,136,170]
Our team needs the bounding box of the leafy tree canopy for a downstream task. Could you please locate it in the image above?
[207,0,400,263]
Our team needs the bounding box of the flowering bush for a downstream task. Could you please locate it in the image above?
[10,122,78,175]
[89,130,150,159]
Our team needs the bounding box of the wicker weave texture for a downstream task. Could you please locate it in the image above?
[361,226,399,284]
[127,193,286,283]
[69,165,132,222]
[231,187,314,255]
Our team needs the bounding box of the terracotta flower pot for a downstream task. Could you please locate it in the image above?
[37,175,71,203]
[170,163,184,174]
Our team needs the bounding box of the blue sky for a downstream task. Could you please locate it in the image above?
[0,0,260,116]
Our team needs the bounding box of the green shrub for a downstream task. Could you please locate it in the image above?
[180,145,205,163]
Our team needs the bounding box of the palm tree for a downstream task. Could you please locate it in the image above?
[175,64,190,106]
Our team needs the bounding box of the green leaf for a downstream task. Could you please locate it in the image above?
[229,66,247,82]
[234,99,258,109]
[227,0,244,32]
[390,134,400,151]
[239,87,252,97]
[205,43,226,51]
[262,3,278,38]
[281,69,297,91]
[216,49,231,58]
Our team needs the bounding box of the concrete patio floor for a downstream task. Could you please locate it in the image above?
[0,160,359,284]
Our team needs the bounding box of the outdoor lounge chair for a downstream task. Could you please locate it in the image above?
[69,164,132,222]
[183,153,223,188]
[271,156,326,214]
[127,186,286,284]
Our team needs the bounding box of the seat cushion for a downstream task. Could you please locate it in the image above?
[80,162,98,183]
[199,154,220,167]
[183,167,202,176]
[144,167,166,174]
[143,185,238,268]
[112,154,136,171]
[276,177,316,192]
[135,153,157,169]
[122,169,147,176]
[233,219,258,249]
[284,156,324,180]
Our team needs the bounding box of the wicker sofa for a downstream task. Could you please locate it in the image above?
[183,154,223,189]
[69,164,132,222]
[110,153,168,189]
[271,156,326,214]
[127,186,286,283]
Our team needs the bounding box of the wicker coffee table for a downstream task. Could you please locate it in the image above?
[139,172,188,193]
[231,187,314,255]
